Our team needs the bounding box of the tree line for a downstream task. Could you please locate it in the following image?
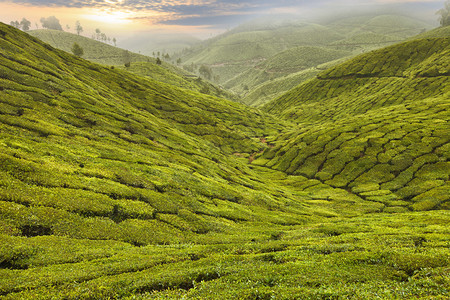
[9,16,117,46]
[437,0,450,27]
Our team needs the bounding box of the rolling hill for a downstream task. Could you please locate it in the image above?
[179,21,343,83]
[28,29,237,101]
[177,14,432,107]
[0,22,449,299]
[119,32,201,56]
[226,47,352,102]
[259,34,450,212]
[28,29,150,66]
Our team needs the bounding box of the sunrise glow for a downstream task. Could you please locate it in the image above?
[83,10,133,25]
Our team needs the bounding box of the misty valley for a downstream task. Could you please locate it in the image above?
[0,4,449,300]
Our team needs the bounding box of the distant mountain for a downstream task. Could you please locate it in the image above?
[119,32,201,56]
[226,47,352,101]
[178,21,343,83]
[177,14,433,104]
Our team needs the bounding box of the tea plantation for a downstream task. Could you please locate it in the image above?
[0,22,449,299]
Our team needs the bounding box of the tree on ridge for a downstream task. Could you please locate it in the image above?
[71,42,84,57]
[20,18,31,31]
[40,16,63,31]
[76,21,83,35]
[437,0,450,26]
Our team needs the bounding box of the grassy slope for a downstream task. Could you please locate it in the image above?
[28,29,150,66]
[0,23,449,299]
[226,47,352,99]
[116,62,240,102]
[180,22,342,83]
[259,35,449,213]
[242,57,351,107]
[180,15,430,84]
[28,29,238,101]
[264,37,450,123]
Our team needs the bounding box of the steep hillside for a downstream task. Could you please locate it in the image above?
[242,57,350,107]
[28,29,236,101]
[226,47,351,98]
[0,23,449,299]
[28,29,150,66]
[258,36,449,213]
[178,14,431,89]
[264,37,450,123]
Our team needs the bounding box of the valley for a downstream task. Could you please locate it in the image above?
[0,9,448,299]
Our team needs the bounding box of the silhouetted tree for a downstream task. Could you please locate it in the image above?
[176,58,182,64]
[20,18,31,31]
[156,57,162,65]
[10,21,19,28]
[123,50,131,67]
[71,42,84,57]
[112,38,117,46]
[437,0,450,26]
[75,21,83,35]
[40,16,63,30]
[199,65,212,80]
[95,28,101,40]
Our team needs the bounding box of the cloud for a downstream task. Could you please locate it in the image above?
[8,0,443,27]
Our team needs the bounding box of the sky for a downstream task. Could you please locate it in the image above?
[0,0,444,39]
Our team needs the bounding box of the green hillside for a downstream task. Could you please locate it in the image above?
[115,62,239,101]
[0,22,449,299]
[242,57,351,107]
[178,14,431,87]
[264,37,450,123]
[259,36,449,212]
[28,29,150,66]
[28,29,237,101]
[225,47,352,99]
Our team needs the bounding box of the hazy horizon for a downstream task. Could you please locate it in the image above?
[0,0,444,41]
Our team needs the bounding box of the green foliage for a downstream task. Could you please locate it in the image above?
[437,0,450,27]
[28,29,149,66]
[71,42,83,57]
[40,16,62,31]
[179,14,430,103]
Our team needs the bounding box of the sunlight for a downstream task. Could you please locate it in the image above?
[84,10,133,25]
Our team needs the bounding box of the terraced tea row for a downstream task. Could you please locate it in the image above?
[0,22,312,247]
[264,37,450,124]
[255,98,449,212]
[1,211,448,299]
